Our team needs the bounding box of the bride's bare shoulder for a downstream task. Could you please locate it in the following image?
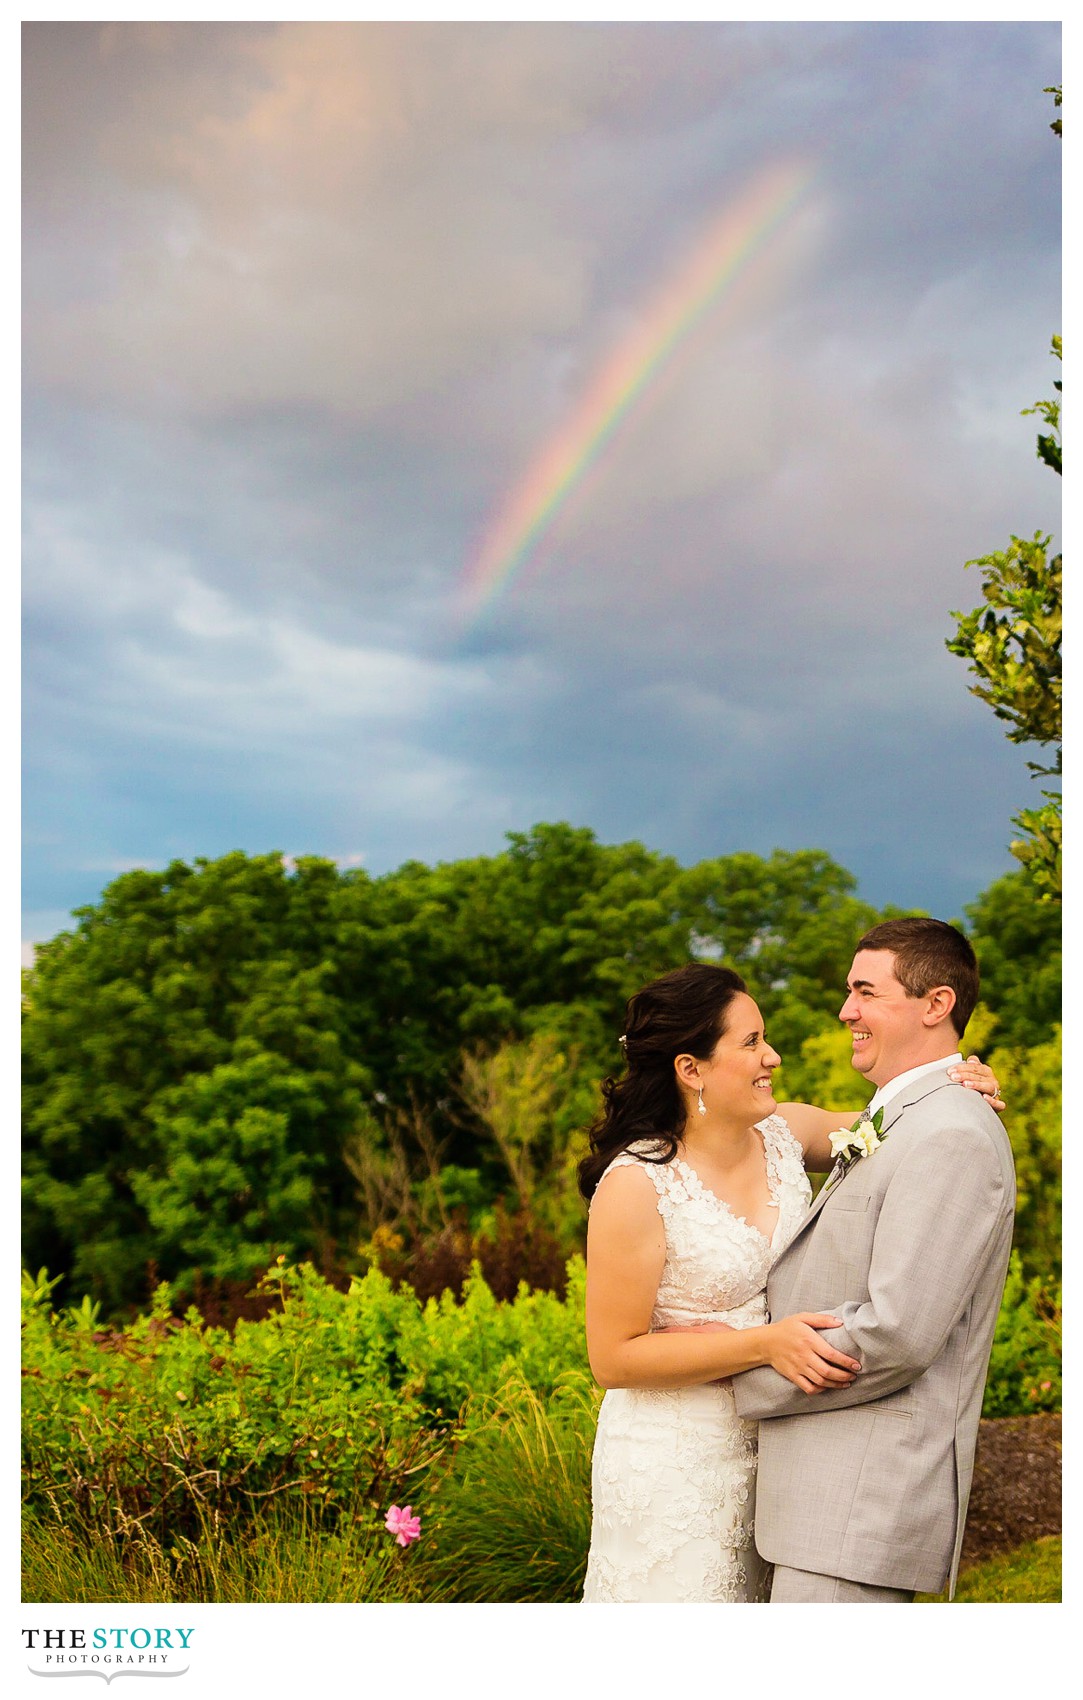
[590,1149,669,1209]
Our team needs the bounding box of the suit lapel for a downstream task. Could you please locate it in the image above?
[794,1157,847,1237]
[776,1068,959,1258]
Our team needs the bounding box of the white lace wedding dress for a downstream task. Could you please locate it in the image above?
[582,1113,812,1602]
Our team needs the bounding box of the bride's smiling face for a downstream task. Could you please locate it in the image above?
[684,992,781,1122]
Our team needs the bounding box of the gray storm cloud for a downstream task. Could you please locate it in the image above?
[22,20,1060,945]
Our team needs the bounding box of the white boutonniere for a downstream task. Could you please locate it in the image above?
[828,1107,886,1173]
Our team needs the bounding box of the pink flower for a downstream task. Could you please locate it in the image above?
[384,1504,421,1547]
[1041,1381,1052,1392]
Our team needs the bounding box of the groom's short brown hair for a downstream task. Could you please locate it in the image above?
[855,917,979,1038]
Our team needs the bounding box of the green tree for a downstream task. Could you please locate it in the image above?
[131,1047,322,1290]
[674,848,896,1057]
[22,853,368,1307]
[946,94,1061,899]
[458,1029,598,1246]
[964,869,1061,1049]
[22,829,901,1309]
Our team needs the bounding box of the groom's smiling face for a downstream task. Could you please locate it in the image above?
[839,949,930,1087]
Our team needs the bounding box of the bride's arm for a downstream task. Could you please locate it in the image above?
[778,1055,1004,1172]
[776,1102,864,1172]
[585,1164,861,1394]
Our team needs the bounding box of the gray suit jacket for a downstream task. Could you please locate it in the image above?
[732,1070,1015,1596]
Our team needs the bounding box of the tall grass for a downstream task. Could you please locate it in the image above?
[21,1497,426,1605]
[413,1372,599,1603]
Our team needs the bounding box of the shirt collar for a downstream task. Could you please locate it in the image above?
[866,1053,963,1120]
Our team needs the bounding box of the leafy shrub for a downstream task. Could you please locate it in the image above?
[21,1255,589,1560]
[982,1253,1061,1417]
[23,1263,441,1550]
[368,1201,574,1303]
[987,1032,1061,1278]
[22,1239,1059,1607]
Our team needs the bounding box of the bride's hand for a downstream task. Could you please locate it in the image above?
[765,1314,862,1396]
[948,1054,1006,1111]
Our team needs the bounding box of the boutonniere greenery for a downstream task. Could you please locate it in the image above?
[828,1107,886,1173]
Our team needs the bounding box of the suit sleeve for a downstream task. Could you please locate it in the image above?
[732,1120,1011,1421]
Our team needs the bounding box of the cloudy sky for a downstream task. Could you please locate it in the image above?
[22,19,1062,960]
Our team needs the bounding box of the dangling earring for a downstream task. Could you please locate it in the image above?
[697,1085,707,1117]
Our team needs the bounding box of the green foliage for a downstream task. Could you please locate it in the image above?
[22,1251,1059,1603]
[132,1049,324,1290]
[22,825,1060,1317]
[946,327,1061,899]
[23,1260,435,1551]
[947,531,1061,759]
[21,853,368,1307]
[986,1030,1061,1278]
[415,1372,598,1602]
[965,871,1061,1048]
[1022,334,1062,475]
[982,1253,1061,1417]
[1009,797,1062,902]
[23,830,897,1310]
[1044,84,1062,139]
[21,1497,425,1605]
[458,1030,598,1247]
[20,1255,590,1555]
[673,848,891,1050]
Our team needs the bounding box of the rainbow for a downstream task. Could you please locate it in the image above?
[457,157,817,630]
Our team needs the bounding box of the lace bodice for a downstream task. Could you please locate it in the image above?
[582,1114,812,1603]
[594,1114,812,1330]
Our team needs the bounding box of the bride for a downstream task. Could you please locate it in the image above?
[578,962,1001,1603]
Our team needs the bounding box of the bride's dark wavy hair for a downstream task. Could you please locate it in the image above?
[577,963,748,1201]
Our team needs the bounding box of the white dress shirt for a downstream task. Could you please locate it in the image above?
[865,1052,963,1121]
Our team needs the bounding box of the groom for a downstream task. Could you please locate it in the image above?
[733,917,1016,1602]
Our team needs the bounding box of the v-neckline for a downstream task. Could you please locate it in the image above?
[674,1125,780,1247]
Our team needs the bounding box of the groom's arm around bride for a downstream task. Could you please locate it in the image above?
[732,918,1016,1603]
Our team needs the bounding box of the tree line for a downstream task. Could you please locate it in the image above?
[22,828,1060,1312]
